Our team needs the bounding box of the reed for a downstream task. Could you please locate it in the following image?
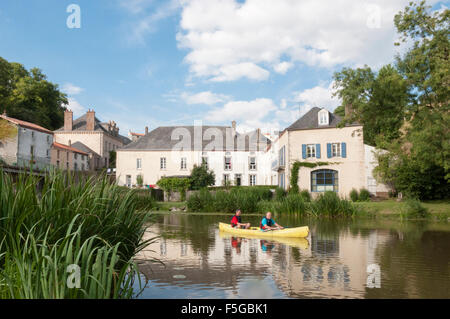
[0,169,151,299]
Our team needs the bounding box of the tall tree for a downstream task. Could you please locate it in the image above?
[0,57,68,130]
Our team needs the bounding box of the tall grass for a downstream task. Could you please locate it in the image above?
[187,188,357,217]
[0,169,152,299]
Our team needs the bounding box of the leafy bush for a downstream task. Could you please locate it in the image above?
[401,199,429,219]
[189,165,215,190]
[350,189,359,202]
[359,188,371,201]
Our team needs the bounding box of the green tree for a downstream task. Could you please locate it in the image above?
[0,57,67,130]
[189,165,215,190]
[109,150,117,168]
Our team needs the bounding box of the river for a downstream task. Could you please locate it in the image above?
[134,213,450,299]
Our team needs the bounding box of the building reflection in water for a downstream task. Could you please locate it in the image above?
[136,216,394,299]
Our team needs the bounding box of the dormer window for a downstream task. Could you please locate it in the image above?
[318,109,329,126]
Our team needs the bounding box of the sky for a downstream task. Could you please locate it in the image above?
[0,0,447,135]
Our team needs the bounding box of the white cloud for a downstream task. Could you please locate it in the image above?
[62,83,84,95]
[274,61,293,74]
[177,0,441,82]
[293,82,341,113]
[181,91,231,105]
[67,98,86,117]
[205,98,277,123]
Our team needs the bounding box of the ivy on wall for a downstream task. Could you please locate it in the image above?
[289,161,339,193]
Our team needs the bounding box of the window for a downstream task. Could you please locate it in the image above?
[202,156,208,169]
[137,158,142,170]
[82,164,85,171]
[47,135,50,143]
[235,174,242,186]
[31,131,35,140]
[249,174,257,186]
[181,157,187,170]
[279,172,285,189]
[74,153,78,160]
[46,150,49,157]
[249,157,256,170]
[279,146,286,166]
[30,145,34,157]
[223,174,230,185]
[311,169,338,192]
[224,156,232,170]
[126,175,132,187]
[332,143,341,157]
[306,144,316,158]
[56,160,60,167]
[160,157,166,170]
[318,110,329,125]
[74,163,78,171]
[57,150,60,159]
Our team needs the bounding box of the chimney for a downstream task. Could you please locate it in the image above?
[231,121,237,138]
[145,126,149,135]
[86,109,95,131]
[64,109,73,131]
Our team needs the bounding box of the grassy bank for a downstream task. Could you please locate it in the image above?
[184,187,448,220]
[0,170,152,299]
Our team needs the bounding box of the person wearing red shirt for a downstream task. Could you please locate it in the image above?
[230,209,250,229]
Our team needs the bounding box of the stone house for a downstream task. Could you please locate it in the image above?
[0,113,53,170]
[51,141,89,171]
[116,122,274,188]
[275,107,390,197]
[54,109,130,170]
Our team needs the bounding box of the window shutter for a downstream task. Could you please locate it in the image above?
[327,143,332,158]
[342,142,347,158]
[316,144,321,159]
[302,144,307,159]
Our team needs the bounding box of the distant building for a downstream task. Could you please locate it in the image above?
[116,122,274,188]
[128,127,148,142]
[0,113,53,170]
[51,141,89,172]
[54,109,131,170]
[276,107,390,197]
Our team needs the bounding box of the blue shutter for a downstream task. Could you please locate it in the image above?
[316,144,321,159]
[302,144,307,159]
[327,143,332,158]
[341,142,347,158]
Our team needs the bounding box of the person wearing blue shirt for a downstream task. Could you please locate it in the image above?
[260,212,284,230]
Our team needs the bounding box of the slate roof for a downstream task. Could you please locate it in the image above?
[286,107,359,131]
[119,126,270,151]
[0,114,53,134]
[71,142,99,156]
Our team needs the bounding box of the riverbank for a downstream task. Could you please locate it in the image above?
[154,198,450,220]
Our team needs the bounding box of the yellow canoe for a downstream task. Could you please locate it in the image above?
[219,231,309,250]
[218,222,309,238]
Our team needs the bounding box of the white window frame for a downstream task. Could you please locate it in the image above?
[332,143,341,157]
[318,110,329,126]
[249,157,257,170]
[181,157,187,170]
[306,144,316,158]
[249,174,257,186]
[137,158,142,170]
[160,157,166,170]
[224,157,232,170]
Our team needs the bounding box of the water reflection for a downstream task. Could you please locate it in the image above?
[135,214,450,299]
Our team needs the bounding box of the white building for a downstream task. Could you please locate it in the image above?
[0,113,53,170]
[116,123,275,188]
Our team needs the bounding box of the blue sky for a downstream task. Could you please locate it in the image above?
[0,0,447,134]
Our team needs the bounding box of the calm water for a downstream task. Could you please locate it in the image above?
[134,213,450,299]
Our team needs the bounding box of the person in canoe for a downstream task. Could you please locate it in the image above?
[230,209,251,229]
[260,212,284,231]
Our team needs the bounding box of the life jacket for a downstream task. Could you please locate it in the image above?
[231,215,241,227]
[260,217,273,229]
